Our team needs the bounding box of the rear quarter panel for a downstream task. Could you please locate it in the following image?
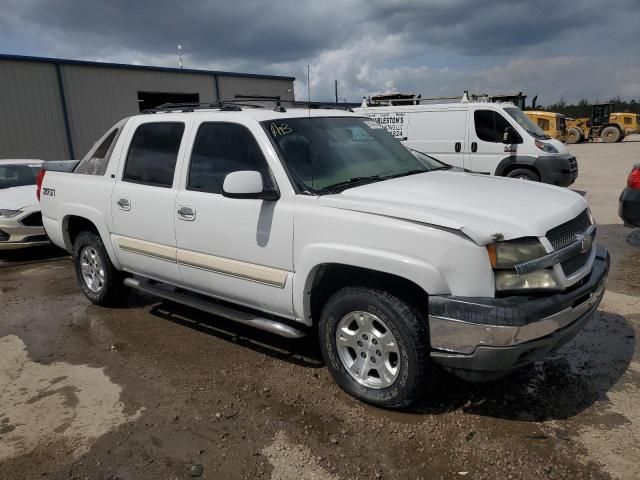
[41,171,120,267]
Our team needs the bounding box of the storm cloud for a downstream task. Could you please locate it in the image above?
[1,0,639,104]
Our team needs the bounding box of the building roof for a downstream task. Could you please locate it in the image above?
[0,53,295,82]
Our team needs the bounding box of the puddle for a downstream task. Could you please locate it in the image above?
[0,335,143,462]
[262,431,339,480]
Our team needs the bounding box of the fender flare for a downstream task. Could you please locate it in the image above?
[60,204,122,269]
[494,155,538,177]
[293,243,449,326]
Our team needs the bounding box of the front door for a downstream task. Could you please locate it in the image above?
[467,107,519,174]
[174,121,295,318]
[111,119,189,283]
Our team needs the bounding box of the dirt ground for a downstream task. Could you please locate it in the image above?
[1,137,639,480]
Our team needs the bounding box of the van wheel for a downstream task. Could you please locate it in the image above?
[566,128,582,144]
[601,126,621,143]
[506,168,540,182]
[73,231,127,306]
[318,286,437,409]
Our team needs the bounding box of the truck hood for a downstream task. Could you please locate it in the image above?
[0,185,38,210]
[318,171,587,244]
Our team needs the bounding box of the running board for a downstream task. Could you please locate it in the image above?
[123,277,306,339]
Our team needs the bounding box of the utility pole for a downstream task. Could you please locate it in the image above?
[178,44,183,69]
[334,80,338,104]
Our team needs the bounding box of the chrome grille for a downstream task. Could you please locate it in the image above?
[0,229,9,242]
[546,210,591,250]
[546,209,593,277]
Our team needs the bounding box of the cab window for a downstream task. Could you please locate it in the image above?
[187,123,271,194]
[474,110,514,143]
[122,122,185,188]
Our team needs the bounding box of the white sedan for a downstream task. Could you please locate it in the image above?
[0,159,49,250]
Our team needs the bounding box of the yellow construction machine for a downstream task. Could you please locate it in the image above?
[524,111,567,141]
[566,103,640,143]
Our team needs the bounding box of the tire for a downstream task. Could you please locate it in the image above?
[566,127,582,144]
[601,126,621,143]
[616,134,625,143]
[506,168,540,182]
[73,231,127,306]
[318,286,437,409]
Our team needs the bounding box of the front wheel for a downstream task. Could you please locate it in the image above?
[566,127,582,144]
[73,231,127,306]
[318,287,437,409]
[506,168,540,182]
[601,126,621,143]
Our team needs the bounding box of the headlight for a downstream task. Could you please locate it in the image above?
[495,269,560,292]
[486,238,547,269]
[535,139,558,153]
[0,209,21,218]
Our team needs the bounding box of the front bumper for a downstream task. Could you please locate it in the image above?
[534,154,578,187]
[428,247,609,380]
[619,187,640,228]
[0,211,48,250]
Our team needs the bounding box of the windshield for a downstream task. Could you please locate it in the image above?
[504,107,549,139]
[0,164,40,189]
[407,149,451,170]
[263,116,433,193]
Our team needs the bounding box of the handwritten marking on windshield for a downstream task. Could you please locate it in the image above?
[271,123,292,137]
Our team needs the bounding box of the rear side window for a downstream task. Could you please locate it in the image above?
[474,110,512,143]
[187,123,271,194]
[123,122,185,188]
[75,129,119,176]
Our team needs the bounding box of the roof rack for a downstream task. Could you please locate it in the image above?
[141,98,353,114]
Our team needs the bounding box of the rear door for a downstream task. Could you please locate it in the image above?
[403,107,468,168]
[111,118,190,283]
[467,107,519,174]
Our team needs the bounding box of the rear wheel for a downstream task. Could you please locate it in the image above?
[601,126,621,143]
[566,127,582,144]
[506,168,540,182]
[318,286,437,409]
[73,231,127,306]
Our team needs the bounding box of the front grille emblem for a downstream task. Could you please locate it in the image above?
[575,233,591,254]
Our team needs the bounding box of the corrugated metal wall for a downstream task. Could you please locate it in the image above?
[0,58,295,160]
[0,60,69,159]
[61,65,218,157]
[217,75,294,101]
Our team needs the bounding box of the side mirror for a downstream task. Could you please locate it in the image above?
[503,126,517,144]
[222,171,279,200]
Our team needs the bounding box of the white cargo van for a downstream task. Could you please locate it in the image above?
[354,101,578,186]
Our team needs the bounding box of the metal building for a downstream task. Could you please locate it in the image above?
[0,54,295,160]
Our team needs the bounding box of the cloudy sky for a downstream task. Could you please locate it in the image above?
[1,0,639,105]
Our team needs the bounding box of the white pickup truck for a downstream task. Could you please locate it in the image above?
[39,103,609,409]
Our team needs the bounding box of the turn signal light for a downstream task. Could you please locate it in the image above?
[628,166,640,190]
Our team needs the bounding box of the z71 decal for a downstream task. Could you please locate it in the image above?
[42,188,55,197]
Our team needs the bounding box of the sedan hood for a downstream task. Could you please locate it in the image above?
[318,171,587,244]
[0,185,38,210]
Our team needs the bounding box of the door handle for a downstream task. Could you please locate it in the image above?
[177,206,196,221]
[471,142,478,153]
[117,198,130,211]
[454,142,461,153]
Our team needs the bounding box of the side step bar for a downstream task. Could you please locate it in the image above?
[123,277,306,339]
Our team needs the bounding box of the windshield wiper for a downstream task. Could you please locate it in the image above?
[317,175,381,194]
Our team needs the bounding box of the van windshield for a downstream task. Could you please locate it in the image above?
[505,107,549,140]
[263,117,435,194]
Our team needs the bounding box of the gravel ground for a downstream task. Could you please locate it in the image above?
[1,137,639,480]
